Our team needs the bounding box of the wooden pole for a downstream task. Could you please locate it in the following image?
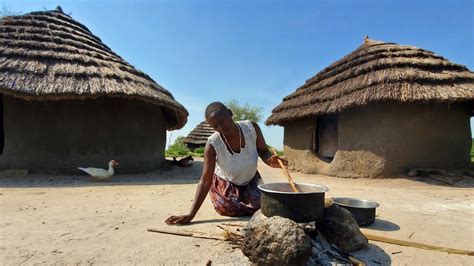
[147,228,224,241]
[363,232,474,256]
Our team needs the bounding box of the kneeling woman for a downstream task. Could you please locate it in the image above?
[166,102,286,224]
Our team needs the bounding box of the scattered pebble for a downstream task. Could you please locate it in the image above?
[115,227,119,230]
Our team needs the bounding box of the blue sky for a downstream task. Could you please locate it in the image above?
[4,0,473,149]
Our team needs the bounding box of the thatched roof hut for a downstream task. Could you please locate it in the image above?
[0,8,189,173]
[267,38,473,125]
[183,121,215,150]
[0,8,187,129]
[267,38,474,177]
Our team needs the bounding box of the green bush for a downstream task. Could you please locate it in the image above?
[471,139,473,162]
[191,147,205,157]
[165,136,191,157]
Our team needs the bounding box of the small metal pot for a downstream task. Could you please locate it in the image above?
[332,197,380,226]
[258,183,329,223]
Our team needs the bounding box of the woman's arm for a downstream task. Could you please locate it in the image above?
[165,142,217,225]
[252,121,287,168]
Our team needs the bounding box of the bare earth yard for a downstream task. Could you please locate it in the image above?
[1,159,473,265]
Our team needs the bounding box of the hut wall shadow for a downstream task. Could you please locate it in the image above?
[0,160,205,188]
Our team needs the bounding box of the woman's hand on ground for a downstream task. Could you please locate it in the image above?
[267,155,288,168]
[165,214,194,225]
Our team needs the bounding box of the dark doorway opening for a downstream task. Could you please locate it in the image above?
[315,114,338,160]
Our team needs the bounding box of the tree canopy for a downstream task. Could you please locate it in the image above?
[226,99,263,123]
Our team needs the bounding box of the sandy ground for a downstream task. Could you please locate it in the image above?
[1,159,473,265]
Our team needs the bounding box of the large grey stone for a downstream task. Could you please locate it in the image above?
[241,216,312,265]
[317,204,368,252]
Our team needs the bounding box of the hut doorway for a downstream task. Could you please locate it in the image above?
[0,94,3,154]
[315,114,338,159]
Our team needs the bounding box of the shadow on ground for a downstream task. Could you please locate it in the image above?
[352,243,392,266]
[362,219,400,232]
[0,161,204,188]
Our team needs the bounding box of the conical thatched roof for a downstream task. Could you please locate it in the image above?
[0,8,188,130]
[266,38,474,126]
[183,121,215,146]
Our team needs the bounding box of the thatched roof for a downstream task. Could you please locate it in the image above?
[0,7,188,130]
[266,38,474,126]
[183,121,215,146]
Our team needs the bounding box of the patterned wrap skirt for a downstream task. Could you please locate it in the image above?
[209,171,262,217]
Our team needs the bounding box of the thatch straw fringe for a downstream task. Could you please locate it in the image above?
[0,32,123,64]
[1,22,110,52]
[266,39,474,126]
[183,121,215,146]
[287,54,468,101]
[21,12,104,43]
[267,82,473,125]
[275,68,473,111]
[0,9,188,129]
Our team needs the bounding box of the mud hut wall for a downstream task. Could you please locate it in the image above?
[317,114,338,158]
[283,117,330,173]
[335,102,472,176]
[0,95,167,173]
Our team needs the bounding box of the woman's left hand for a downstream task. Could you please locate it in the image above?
[267,155,288,168]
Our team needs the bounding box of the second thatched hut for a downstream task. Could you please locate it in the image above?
[266,38,474,178]
[183,121,215,150]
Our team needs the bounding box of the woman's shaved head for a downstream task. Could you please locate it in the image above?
[205,102,232,119]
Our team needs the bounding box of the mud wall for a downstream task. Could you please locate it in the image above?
[0,95,167,174]
[283,102,472,177]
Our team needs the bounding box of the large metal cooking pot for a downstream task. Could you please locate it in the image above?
[332,197,380,226]
[258,183,329,223]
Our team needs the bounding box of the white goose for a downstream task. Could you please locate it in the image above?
[78,160,119,181]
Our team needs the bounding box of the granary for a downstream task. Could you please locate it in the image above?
[0,7,188,173]
[266,38,474,178]
[183,121,215,150]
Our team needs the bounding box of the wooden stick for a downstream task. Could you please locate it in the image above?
[220,223,245,227]
[147,228,224,241]
[270,148,299,192]
[363,232,474,256]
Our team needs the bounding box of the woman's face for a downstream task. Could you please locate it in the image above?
[207,111,234,135]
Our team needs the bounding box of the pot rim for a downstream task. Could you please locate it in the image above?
[332,197,380,208]
[258,182,329,194]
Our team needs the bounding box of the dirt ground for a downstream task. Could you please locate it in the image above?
[1,158,473,265]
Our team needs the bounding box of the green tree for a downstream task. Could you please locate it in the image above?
[165,136,190,157]
[226,99,263,122]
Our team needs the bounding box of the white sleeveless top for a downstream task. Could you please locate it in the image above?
[208,120,259,186]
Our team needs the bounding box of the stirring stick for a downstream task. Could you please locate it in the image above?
[270,148,300,192]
